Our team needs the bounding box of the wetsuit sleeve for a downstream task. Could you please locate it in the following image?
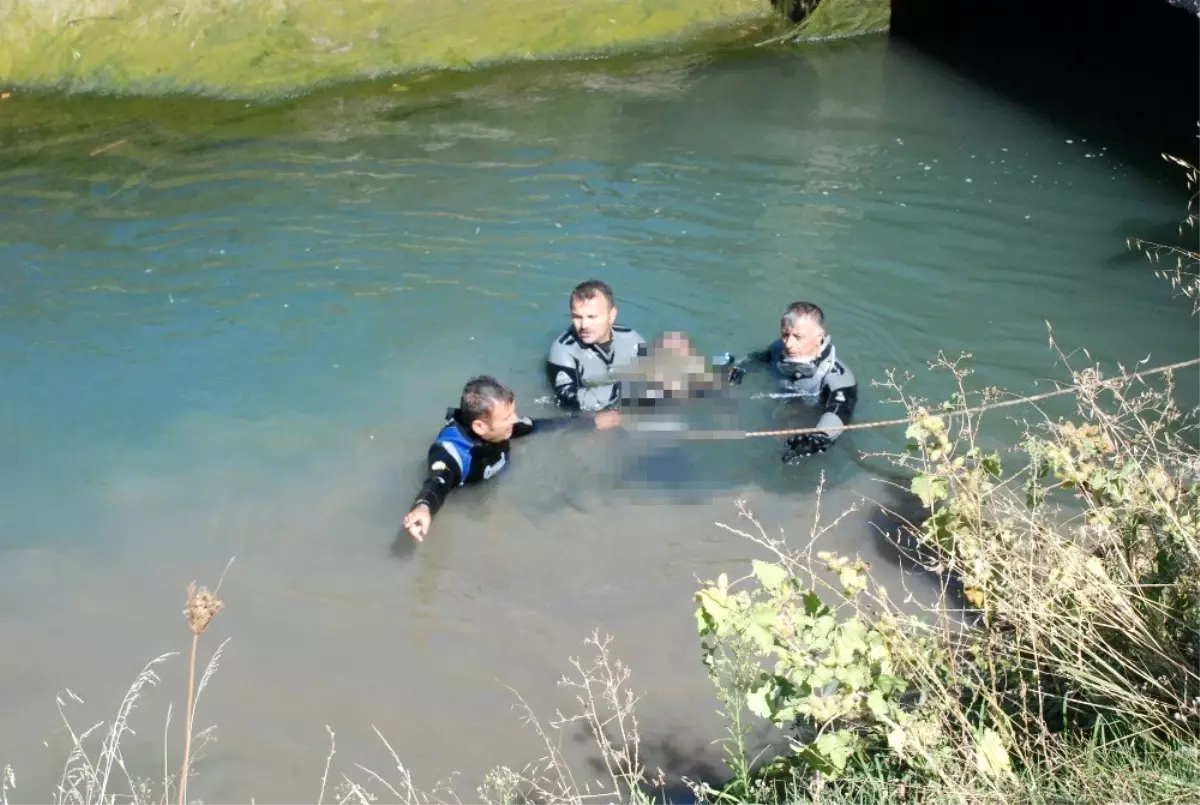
[816,361,858,440]
[739,347,774,366]
[411,443,464,517]
[547,339,583,411]
[512,414,592,438]
[727,344,775,384]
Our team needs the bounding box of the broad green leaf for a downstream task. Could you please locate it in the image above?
[748,623,775,653]
[887,726,906,753]
[833,619,869,664]
[911,474,949,507]
[752,559,789,592]
[866,689,887,719]
[746,684,774,719]
[802,591,826,616]
[814,731,857,773]
[811,615,837,641]
[876,674,907,696]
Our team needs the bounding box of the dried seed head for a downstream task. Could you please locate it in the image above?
[184,581,223,635]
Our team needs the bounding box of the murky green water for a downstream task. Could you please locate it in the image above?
[0,35,1196,801]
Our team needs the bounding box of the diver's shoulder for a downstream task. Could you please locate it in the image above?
[549,328,581,356]
[612,324,645,343]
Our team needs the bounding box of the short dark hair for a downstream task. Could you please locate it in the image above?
[781,301,825,330]
[460,375,515,423]
[570,279,614,308]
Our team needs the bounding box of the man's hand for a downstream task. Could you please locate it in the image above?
[782,432,833,462]
[593,409,622,430]
[403,504,432,542]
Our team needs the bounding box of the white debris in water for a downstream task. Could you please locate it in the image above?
[1085,153,1094,158]
[1025,215,1031,219]
[924,165,931,171]
[895,138,903,144]
[284,303,288,308]
[145,268,152,273]
[555,222,562,228]
[1002,147,1009,152]
[1066,139,1074,144]
[965,178,973,183]
[475,226,480,234]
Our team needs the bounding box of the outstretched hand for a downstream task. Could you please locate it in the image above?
[403,504,432,541]
[782,432,832,462]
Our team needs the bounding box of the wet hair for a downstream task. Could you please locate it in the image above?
[459,375,515,424]
[570,279,615,309]
[781,301,825,331]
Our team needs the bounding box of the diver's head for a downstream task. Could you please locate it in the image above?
[779,301,827,361]
[569,279,618,346]
[459,375,520,442]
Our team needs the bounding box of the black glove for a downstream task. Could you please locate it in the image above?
[728,365,746,385]
[782,432,832,462]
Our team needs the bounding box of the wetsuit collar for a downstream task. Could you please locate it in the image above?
[446,407,483,444]
[777,336,835,380]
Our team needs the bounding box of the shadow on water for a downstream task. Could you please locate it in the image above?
[889,0,1200,175]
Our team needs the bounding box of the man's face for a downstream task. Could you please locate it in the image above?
[780,317,825,361]
[570,294,617,345]
[471,400,519,443]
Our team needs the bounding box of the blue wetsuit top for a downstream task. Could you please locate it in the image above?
[411,408,591,518]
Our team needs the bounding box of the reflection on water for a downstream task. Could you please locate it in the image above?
[0,36,1197,801]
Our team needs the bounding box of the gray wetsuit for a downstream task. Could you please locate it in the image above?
[738,336,858,440]
[546,325,648,412]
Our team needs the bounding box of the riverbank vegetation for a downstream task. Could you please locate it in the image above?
[4,157,1197,805]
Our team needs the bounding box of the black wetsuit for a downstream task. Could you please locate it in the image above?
[410,408,589,518]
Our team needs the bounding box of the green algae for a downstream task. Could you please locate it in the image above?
[789,0,890,41]
[0,0,781,98]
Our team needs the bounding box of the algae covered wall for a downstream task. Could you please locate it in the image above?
[0,0,776,97]
[0,0,890,98]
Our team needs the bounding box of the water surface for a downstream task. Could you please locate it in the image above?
[1,36,1196,802]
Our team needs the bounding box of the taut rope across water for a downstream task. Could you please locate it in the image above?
[638,357,1200,441]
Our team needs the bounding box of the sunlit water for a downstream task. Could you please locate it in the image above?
[1,35,1196,802]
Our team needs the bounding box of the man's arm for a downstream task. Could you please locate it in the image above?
[816,362,858,438]
[781,361,858,461]
[510,411,618,440]
[546,340,584,411]
[727,344,776,384]
[403,443,464,540]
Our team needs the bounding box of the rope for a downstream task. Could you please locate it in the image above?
[635,357,1200,441]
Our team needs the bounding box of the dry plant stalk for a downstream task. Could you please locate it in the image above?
[179,582,223,805]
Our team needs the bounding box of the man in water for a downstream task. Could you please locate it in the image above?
[727,301,858,461]
[546,279,648,412]
[402,375,619,542]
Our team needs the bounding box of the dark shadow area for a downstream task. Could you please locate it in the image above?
[889,0,1199,174]
[860,469,971,617]
[574,725,792,805]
